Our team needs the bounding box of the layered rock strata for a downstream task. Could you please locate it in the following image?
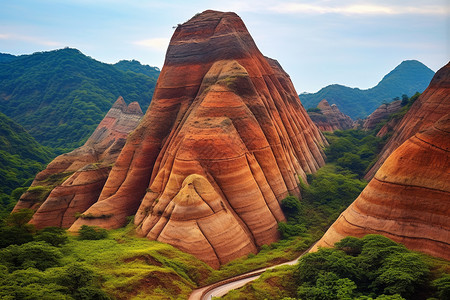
[365,62,450,179]
[362,100,402,131]
[308,99,353,131]
[313,114,450,260]
[14,97,143,228]
[68,10,327,268]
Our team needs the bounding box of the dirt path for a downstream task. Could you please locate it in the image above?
[189,243,316,300]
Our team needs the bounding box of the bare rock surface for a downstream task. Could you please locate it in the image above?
[362,100,402,131]
[308,99,353,131]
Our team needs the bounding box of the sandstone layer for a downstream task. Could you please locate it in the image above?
[362,100,402,131]
[68,10,326,268]
[365,62,450,179]
[14,97,143,228]
[314,113,450,260]
[308,99,353,132]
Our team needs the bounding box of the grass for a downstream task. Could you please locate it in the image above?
[217,265,298,300]
[207,235,317,284]
[61,226,213,300]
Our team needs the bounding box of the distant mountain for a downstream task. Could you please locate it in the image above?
[0,48,159,150]
[300,60,435,119]
[0,112,53,196]
[0,53,18,63]
[114,59,160,78]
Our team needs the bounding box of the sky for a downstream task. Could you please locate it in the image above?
[1,0,448,93]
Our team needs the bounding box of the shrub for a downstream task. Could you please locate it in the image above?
[0,225,34,248]
[35,227,68,247]
[307,107,322,113]
[0,241,62,271]
[432,274,450,300]
[78,225,108,240]
[281,196,303,220]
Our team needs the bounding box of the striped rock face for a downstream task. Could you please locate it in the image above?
[14,97,143,228]
[308,99,354,132]
[365,62,450,180]
[314,113,450,260]
[363,100,403,131]
[69,10,326,268]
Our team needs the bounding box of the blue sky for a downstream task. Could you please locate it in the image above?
[1,0,448,93]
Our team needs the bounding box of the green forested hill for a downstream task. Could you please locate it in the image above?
[0,112,54,214]
[0,48,159,150]
[114,59,160,78]
[0,53,18,63]
[300,60,435,119]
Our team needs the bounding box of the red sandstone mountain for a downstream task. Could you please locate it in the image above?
[308,99,353,131]
[365,62,450,179]
[362,100,402,131]
[67,10,327,268]
[14,97,143,228]
[313,113,450,260]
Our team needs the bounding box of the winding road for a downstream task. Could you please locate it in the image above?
[189,243,316,300]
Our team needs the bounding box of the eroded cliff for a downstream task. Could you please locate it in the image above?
[14,97,143,228]
[314,113,450,260]
[362,100,402,131]
[308,99,353,131]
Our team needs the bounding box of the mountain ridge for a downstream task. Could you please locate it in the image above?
[300,60,435,119]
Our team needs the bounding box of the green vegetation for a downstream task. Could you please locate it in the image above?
[278,164,367,240]
[207,238,313,285]
[0,209,35,248]
[0,48,159,150]
[219,265,298,300]
[306,107,322,113]
[324,130,384,177]
[78,225,108,240]
[0,112,54,216]
[114,60,160,78]
[300,60,434,119]
[0,214,214,300]
[373,92,421,134]
[220,235,449,300]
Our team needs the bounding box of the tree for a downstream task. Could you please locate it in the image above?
[35,227,68,247]
[281,196,303,220]
[78,225,108,240]
[336,153,366,176]
[0,241,61,271]
[401,94,409,106]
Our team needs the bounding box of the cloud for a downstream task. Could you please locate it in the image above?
[133,38,170,52]
[0,33,62,46]
[268,1,447,16]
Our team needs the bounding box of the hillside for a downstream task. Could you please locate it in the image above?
[0,48,159,150]
[300,60,434,119]
[0,112,53,216]
[114,59,160,78]
[0,53,18,63]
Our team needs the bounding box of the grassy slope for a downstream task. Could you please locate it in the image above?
[63,227,213,300]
